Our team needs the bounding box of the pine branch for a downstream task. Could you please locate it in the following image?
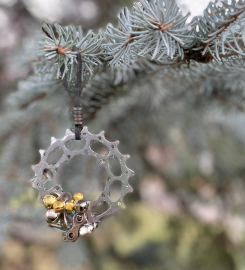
[189,0,245,61]
[37,0,245,90]
[3,1,245,259]
[40,23,104,81]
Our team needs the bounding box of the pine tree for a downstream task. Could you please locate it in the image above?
[1,0,245,269]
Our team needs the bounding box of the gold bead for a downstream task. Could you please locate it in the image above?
[73,192,84,201]
[43,194,57,209]
[53,201,65,212]
[65,201,75,212]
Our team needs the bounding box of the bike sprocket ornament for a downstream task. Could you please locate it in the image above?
[31,127,134,242]
[30,49,134,242]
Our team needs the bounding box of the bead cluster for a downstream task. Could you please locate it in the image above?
[43,192,84,212]
[41,191,99,240]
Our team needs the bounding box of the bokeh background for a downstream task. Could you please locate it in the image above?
[1,0,245,270]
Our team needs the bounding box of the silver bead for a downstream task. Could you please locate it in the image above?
[79,224,93,237]
[75,200,88,213]
[79,222,99,237]
[45,209,59,223]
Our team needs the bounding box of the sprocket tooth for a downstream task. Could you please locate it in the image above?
[121,203,126,209]
[124,155,130,159]
[65,129,73,136]
[99,131,105,137]
[132,171,135,176]
[128,185,133,193]
[39,150,45,156]
[82,126,88,133]
[31,165,37,171]
[32,182,40,189]
[51,137,56,144]
[37,194,42,202]
[113,141,119,147]
[129,170,135,177]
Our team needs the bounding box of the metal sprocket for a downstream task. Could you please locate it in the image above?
[31,126,134,223]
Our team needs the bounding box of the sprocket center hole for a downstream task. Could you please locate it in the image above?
[58,155,108,200]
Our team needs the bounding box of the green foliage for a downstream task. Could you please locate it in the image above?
[41,23,104,81]
[37,0,245,86]
[1,0,245,269]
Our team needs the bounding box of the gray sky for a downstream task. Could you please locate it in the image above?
[0,0,213,26]
[176,0,212,20]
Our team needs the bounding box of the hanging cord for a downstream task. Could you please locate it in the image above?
[62,47,83,140]
[72,46,83,140]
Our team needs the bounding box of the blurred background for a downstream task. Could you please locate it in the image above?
[1,0,245,270]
